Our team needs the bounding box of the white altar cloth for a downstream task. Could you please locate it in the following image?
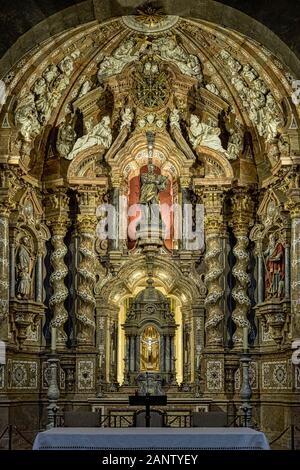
[33,427,270,450]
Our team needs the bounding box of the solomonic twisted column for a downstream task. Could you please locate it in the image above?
[230,192,254,347]
[202,190,225,347]
[48,217,70,342]
[76,214,97,345]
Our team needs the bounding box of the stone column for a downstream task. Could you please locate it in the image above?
[230,191,254,347]
[76,189,99,347]
[35,251,43,303]
[0,209,9,323]
[284,243,290,299]
[180,177,190,250]
[257,253,264,304]
[45,191,70,345]
[286,189,300,338]
[192,304,204,377]
[76,214,97,346]
[111,186,119,250]
[124,335,130,384]
[160,335,165,372]
[9,238,15,300]
[165,336,170,373]
[47,216,70,344]
[135,335,140,372]
[202,189,226,348]
[170,336,174,372]
[0,171,17,327]
[129,336,135,372]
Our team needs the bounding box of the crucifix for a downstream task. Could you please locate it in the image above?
[129,392,167,427]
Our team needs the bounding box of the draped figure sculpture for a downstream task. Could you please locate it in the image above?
[264,233,285,299]
[16,236,34,299]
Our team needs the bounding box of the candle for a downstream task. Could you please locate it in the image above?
[243,326,248,351]
[51,327,57,352]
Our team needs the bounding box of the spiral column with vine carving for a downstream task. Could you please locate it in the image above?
[76,215,97,345]
[204,216,225,347]
[48,217,70,342]
[230,193,254,347]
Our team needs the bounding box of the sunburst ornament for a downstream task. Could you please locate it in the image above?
[135,4,165,28]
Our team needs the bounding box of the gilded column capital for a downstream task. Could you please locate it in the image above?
[202,188,225,215]
[204,215,226,235]
[76,214,98,233]
[46,215,70,236]
[180,176,191,189]
[111,174,121,188]
[230,191,255,235]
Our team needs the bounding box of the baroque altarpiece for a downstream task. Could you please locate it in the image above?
[0,6,300,447]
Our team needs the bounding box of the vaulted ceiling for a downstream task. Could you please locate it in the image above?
[1,0,300,77]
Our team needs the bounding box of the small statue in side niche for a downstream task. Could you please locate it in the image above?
[264,233,285,299]
[16,236,34,299]
[56,114,77,158]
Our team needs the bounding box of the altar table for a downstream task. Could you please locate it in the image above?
[33,427,270,450]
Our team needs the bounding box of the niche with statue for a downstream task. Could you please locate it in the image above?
[122,275,177,390]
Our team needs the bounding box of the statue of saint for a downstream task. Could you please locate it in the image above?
[139,164,168,227]
[67,116,112,160]
[264,233,285,299]
[16,236,34,299]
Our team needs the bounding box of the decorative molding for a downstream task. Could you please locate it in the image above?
[206,360,223,391]
[262,361,290,390]
[77,360,95,391]
[7,359,38,389]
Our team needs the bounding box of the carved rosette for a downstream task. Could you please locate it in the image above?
[76,215,97,345]
[204,215,225,347]
[48,217,70,341]
[230,193,254,346]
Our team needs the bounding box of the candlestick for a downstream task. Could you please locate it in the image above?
[243,326,248,351]
[51,327,57,352]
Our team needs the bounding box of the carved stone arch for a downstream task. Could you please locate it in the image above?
[193,146,234,186]
[257,188,289,229]
[108,131,194,182]
[18,188,43,221]
[98,255,202,307]
[250,188,290,252]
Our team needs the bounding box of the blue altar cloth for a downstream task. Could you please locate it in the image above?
[33,427,270,450]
